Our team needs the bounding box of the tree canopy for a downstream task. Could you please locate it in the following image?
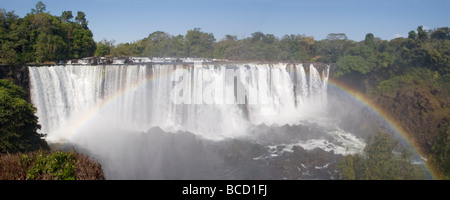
[337,131,428,180]
[0,79,49,153]
[0,1,95,65]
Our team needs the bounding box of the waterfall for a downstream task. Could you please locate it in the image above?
[28,62,329,142]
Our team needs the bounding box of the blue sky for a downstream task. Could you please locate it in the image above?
[1,0,449,43]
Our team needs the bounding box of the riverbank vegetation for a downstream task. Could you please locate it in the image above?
[337,131,428,180]
[0,150,104,180]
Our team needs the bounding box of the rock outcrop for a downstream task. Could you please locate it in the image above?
[375,86,449,154]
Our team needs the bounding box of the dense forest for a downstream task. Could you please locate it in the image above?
[0,1,95,65]
[0,2,449,179]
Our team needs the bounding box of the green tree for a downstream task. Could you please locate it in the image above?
[363,132,398,179]
[184,28,215,57]
[141,31,172,57]
[71,27,96,58]
[26,12,72,63]
[95,39,115,57]
[1,5,96,64]
[327,33,348,41]
[247,32,281,61]
[169,34,185,57]
[213,35,238,59]
[0,79,49,153]
[429,123,450,179]
[334,55,374,77]
[35,33,67,63]
[430,27,450,40]
[408,30,417,40]
[0,9,20,65]
[337,155,355,180]
[75,11,88,29]
[251,32,265,43]
[111,42,140,56]
[337,131,427,180]
[364,33,375,48]
[417,26,429,41]
[279,34,314,61]
[31,1,46,15]
[60,11,73,23]
[225,34,237,41]
[317,33,353,63]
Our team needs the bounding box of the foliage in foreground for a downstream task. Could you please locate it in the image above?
[0,79,49,153]
[337,131,428,180]
[428,122,450,179]
[0,150,105,180]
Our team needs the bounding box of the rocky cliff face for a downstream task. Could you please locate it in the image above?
[375,86,449,155]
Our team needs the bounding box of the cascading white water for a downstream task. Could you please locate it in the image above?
[29,63,329,141]
[28,61,369,179]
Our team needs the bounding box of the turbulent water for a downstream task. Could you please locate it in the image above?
[28,60,365,179]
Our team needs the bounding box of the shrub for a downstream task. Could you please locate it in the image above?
[337,131,428,180]
[26,151,76,180]
[0,150,105,180]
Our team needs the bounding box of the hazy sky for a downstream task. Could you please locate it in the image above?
[1,0,449,43]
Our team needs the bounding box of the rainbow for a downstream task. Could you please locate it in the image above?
[56,65,179,143]
[327,78,438,179]
[50,63,438,179]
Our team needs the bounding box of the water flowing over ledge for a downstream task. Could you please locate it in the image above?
[29,60,330,140]
[27,58,366,179]
[65,57,227,65]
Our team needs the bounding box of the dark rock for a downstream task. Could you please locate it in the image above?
[431,88,440,95]
[124,57,132,64]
